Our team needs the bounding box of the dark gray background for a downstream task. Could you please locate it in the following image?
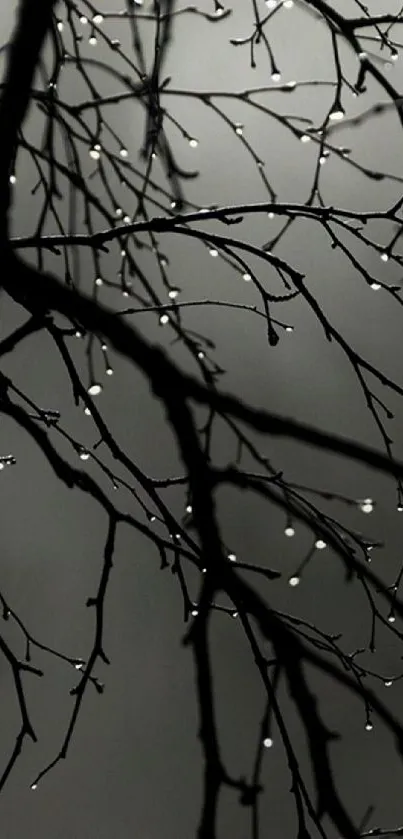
[0,1,403,836]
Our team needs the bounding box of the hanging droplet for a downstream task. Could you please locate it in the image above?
[168,288,179,299]
[189,138,199,148]
[380,252,389,262]
[79,449,90,461]
[267,212,275,219]
[88,383,102,396]
[285,326,294,333]
[235,123,244,136]
[228,553,237,562]
[160,314,169,325]
[106,367,114,376]
[119,147,128,158]
[329,107,345,121]
[284,526,295,537]
[209,247,218,257]
[92,13,104,24]
[186,504,192,514]
[370,283,381,291]
[242,272,252,281]
[95,276,103,286]
[123,215,131,224]
[289,576,300,587]
[397,505,403,512]
[88,35,97,45]
[263,737,273,748]
[79,15,88,24]
[9,174,16,184]
[271,71,281,82]
[388,614,396,623]
[300,134,311,143]
[89,147,100,160]
[56,20,64,31]
[191,609,199,617]
[384,680,393,687]
[365,722,373,731]
[214,1,225,17]
[359,498,374,514]
[30,783,38,791]
[315,539,327,550]
[232,611,238,618]
[197,351,205,360]
[84,407,91,416]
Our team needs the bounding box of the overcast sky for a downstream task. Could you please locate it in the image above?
[1,1,403,837]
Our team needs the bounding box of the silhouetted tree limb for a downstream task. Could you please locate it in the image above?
[2,1,403,837]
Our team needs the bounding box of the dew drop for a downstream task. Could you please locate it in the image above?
[359,498,374,514]
[315,539,327,550]
[289,576,300,587]
[88,383,102,396]
[329,108,345,121]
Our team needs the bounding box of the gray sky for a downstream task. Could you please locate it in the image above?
[1,1,403,837]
